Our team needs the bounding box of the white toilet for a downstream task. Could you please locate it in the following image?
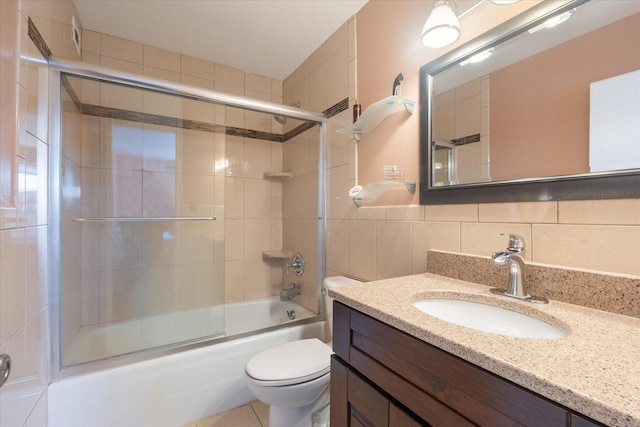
[245,276,362,427]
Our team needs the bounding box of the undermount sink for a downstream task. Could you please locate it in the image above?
[412,298,568,339]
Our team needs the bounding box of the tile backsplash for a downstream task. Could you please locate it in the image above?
[427,250,640,318]
[326,200,640,283]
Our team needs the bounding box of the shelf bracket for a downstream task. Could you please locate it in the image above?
[406,181,416,193]
[403,101,414,115]
[341,180,416,207]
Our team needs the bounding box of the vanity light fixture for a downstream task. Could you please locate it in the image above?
[528,10,574,34]
[422,0,521,49]
[460,48,494,66]
[422,1,461,48]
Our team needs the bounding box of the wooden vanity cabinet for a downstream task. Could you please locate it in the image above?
[331,302,605,427]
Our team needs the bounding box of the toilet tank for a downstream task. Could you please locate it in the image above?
[323,276,363,337]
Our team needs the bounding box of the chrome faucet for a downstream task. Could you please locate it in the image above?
[280,283,300,301]
[490,233,548,304]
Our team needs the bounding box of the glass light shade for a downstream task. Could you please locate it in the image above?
[542,11,573,29]
[468,48,494,63]
[528,10,573,34]
[459,48,494,66]
[422,1,461,48]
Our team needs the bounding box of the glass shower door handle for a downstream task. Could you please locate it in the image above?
[0,354,10,388]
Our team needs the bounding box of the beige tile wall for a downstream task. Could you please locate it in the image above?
[433,77,489,185]
[0,0,80,425]
[326,200,640,282]
[282,19,355,313]
[80,28,286,310]
[318,16,640,286]
[65,80,227,332]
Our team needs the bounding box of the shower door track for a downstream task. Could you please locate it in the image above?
[48,57,327,124]
[72,216,216,222]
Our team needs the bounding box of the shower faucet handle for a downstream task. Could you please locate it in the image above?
[285,253,305,277]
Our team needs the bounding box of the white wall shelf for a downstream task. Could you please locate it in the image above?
[338,180,416,207]
[337,95,415,141]
[262,249,293,259]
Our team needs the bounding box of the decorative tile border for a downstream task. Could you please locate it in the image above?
[80,103,286,141]
[28,13,349,144]
[325,97,349,119]
[426,250,640,317]
[452,133,480,146]
[63,76,348,143]
[61,75,82,112]
[27,17,52,59]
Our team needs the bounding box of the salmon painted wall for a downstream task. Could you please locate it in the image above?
[355,0,540,204]
[490,13,640,181]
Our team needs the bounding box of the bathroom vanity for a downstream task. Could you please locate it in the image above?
[329,274,640,426]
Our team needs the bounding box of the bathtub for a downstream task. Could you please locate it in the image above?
[49,297,324,427]
[62,297,315,366]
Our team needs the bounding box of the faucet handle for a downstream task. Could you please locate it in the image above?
[502,233,526,252]
[285,253,305,277]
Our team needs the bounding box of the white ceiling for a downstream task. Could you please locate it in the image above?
[72,0,369,81]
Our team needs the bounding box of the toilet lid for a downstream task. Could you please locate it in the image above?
[246,338,332,386]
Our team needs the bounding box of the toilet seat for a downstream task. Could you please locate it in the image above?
[246,338,332,387]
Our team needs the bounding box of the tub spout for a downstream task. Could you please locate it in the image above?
[280,283,300,301]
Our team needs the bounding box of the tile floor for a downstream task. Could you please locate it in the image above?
[182,401,269,427]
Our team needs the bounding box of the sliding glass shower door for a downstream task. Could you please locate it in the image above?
[51,60,328,372]
[57,73,226,367]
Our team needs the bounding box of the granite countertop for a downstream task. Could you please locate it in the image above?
[329,273,640,427]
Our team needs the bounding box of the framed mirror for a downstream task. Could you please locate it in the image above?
[419,0,640,204]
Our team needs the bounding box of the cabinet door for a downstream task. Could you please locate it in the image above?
[332,355,427,427]
[348,368,389,426]
[331,356,350,425]
[349,373,427,427]
[389,404,424,427]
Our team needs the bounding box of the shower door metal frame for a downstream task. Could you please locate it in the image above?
[48,57,328,380]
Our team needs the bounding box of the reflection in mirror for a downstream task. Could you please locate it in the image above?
[433,140,456,186]
[420,0,640,204]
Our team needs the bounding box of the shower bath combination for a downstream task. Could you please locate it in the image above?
[47,58,329,426]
